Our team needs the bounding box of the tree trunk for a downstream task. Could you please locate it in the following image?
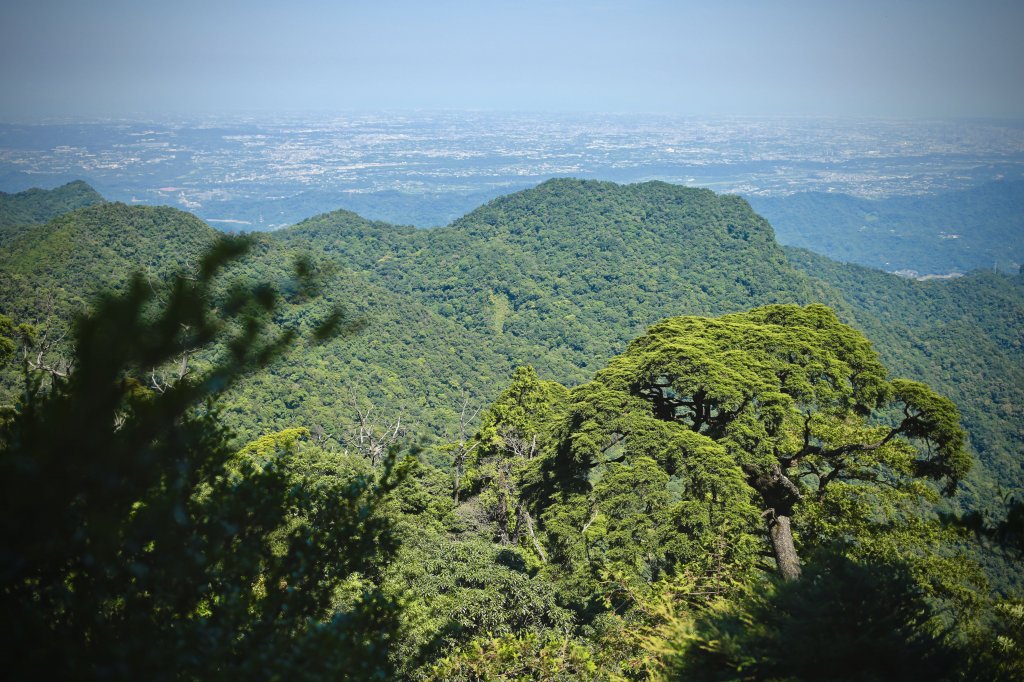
[496,486,511,544]
[768,514,801,581]
[513,505,547,563]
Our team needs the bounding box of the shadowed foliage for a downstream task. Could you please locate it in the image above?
[0,238,405,680]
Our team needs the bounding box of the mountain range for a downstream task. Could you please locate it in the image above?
[1,178,1021,510]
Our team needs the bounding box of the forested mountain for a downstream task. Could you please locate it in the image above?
[1,179,1020,497]
[0,180,103,228]
[0,202,215,313]
[747,180,1024,275]
[0,180,104,247]
[274,179,1022,503]
[2,179,1023,678]
[279,179,819,383]
[0,201,517,440]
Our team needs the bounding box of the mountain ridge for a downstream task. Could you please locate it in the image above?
[0,180,104,228]
[0,178,1020,501]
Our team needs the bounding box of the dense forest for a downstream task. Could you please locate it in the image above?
[0,179,104,248]
[748,180,1024,276]
[1,180,1022,679]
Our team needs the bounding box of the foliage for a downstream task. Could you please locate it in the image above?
[966,599,1024,681]
[675,555,969,682]
[425,631,598,682]
[3,180,1020,527]
[784,246,1024,595]
[530,305,969,586]
[464,366,570,547]
[0,180,104,239]
[445,304,986,681]
[387,533,575,677]
[1,178,1022,678]
[951,493,1024,555]
[0,239,404,680]
[784,247,1024,494]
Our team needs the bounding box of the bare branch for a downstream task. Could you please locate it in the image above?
[148,350,193,394]
[498,424,538,460]
[23,325,73,379]
[341,397,408,467]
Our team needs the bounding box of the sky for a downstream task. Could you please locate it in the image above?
[1,0,1023,120]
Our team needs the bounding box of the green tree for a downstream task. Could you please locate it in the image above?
[541,304,970,582]
[426,631,597,682]
[675,554,968,681]
[467,366,569,554]
[0,239,403,680]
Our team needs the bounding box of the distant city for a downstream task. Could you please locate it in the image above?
[2,112,1023,229]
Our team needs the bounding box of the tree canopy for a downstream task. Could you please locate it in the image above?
[471,305,971,596]
[1,179,1022,678]
[0,239,404,680]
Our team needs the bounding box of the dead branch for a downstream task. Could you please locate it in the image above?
[341,398,407,467]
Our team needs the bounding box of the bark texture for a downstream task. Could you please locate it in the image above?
[768,514,802,581]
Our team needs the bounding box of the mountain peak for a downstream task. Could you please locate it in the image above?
[0,179,105,229]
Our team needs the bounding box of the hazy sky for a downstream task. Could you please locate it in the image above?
[1,0,1022,119]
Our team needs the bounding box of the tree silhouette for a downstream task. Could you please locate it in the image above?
[0,239,403,680]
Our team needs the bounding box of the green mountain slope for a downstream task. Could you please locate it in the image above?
[0,180,105,247]
[278,179,819,385]
[0,201,516,441]
[1,178,1020,504]
[748,181,1024,275]
[0,202,217,322]
[0,180,104,229]
[217,242,519,439]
